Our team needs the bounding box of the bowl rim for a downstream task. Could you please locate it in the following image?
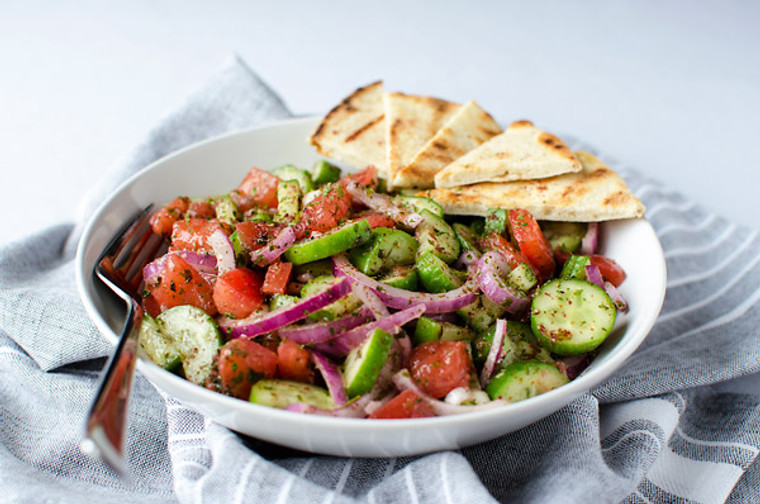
[74,116,667,434]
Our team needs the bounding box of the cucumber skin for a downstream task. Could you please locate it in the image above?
[343,328,394,398]
[349,227,417,276]
[486,360,569,402]
[284,219,373,265]
[312,160,342,185]
[249,379,334,410]
[416,251,463,293]
[378,266,419,291]
[453,223,482,256]
[559,255,591,280]
[530,278,616,356]
[413,316,442,345]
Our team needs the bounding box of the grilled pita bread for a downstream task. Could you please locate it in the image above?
[434,120,582,188]
[309,81,388,177]
[392,100,502,189]
[421,151,645,221]
[384,92,460,189]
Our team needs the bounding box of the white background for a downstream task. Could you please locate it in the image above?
[2,1,759,394]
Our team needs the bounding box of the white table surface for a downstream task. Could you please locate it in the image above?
[2,0,758,396]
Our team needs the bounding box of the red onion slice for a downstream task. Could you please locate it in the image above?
[604,281,629,312]
[285,393,375,418]
[314,304,426,358]
[479,319,507,388]
[581,222,598,255]
[454,250,479,269]
[351,283,389,319]
[476,251,529,313]
[143,250,217,283]
[391,370,509,416]
[311,351,349,407]
[250,225,296,266]
[584,264,604,287]
[556,354,591,380]
[219,277,352,338]
[276,307,373,345]
[344,181,423,228]
[208,229,236,275]
[333,254,477,313]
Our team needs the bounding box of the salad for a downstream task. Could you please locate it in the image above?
[138,161,629,419]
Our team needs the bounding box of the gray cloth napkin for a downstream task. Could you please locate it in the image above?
[1,56,759,504]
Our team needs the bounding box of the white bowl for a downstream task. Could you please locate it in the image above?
[75,117,667,457]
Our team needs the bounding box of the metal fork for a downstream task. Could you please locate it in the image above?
[80,204,166,479]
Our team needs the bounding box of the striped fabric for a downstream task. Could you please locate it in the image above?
[1,57,759,503]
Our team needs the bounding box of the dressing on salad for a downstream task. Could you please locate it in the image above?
[138,161,629,419]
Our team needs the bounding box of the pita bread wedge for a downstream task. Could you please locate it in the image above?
[384,92,460,189]
[309,81,388,177]
[434,120,582,188]
[392,100,502,189]
[421,151,645,221]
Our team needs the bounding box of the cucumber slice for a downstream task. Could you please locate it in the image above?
[393,195,444,217]
[138,313,181,371]
[283,219,373,265]
[440,322,473,342]
[486,360,569,402]
[156,305,222,385]
[249,379,334,410]
[471,320,549,368]
[311,160,342,185]
[457,295,506,332]
[416,251,463,293]
[349,227,417,276]
[272,164,314,193]
[300,275,362,321]
[378,265,419,291]
[542,221,587,254]
[559,255,592,280]
[453,223,482,256]
[484,208,508,236]
[531,278,616,356]
[343,328,394,397]
[213,195,241,225]
[275,179,301,222]
[269,293,298,311]
[292,258,333,279]
[415,209,460,263]
[507,262,538,292]
[413,316,442,345]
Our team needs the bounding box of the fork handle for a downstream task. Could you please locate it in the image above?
[81,298,143,478]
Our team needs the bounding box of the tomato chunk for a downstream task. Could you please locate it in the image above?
[410,341,471,399]
[507,209,556,280]
[277,338,315,383]
[149,197,190,237]
[144,254,217,315]
[338,165,378,190]
[234,221,283,252]
[296,184,352,238]
[351,211,395,229]
[212,267,265,319]
[187,200,216,219]
[262,261,293,295]
[217,338,278,399]
[230,167,280,211]
[369,390,436,419]
[479,232,539,277]
[170,218,227,254]
[589,254,627,287]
